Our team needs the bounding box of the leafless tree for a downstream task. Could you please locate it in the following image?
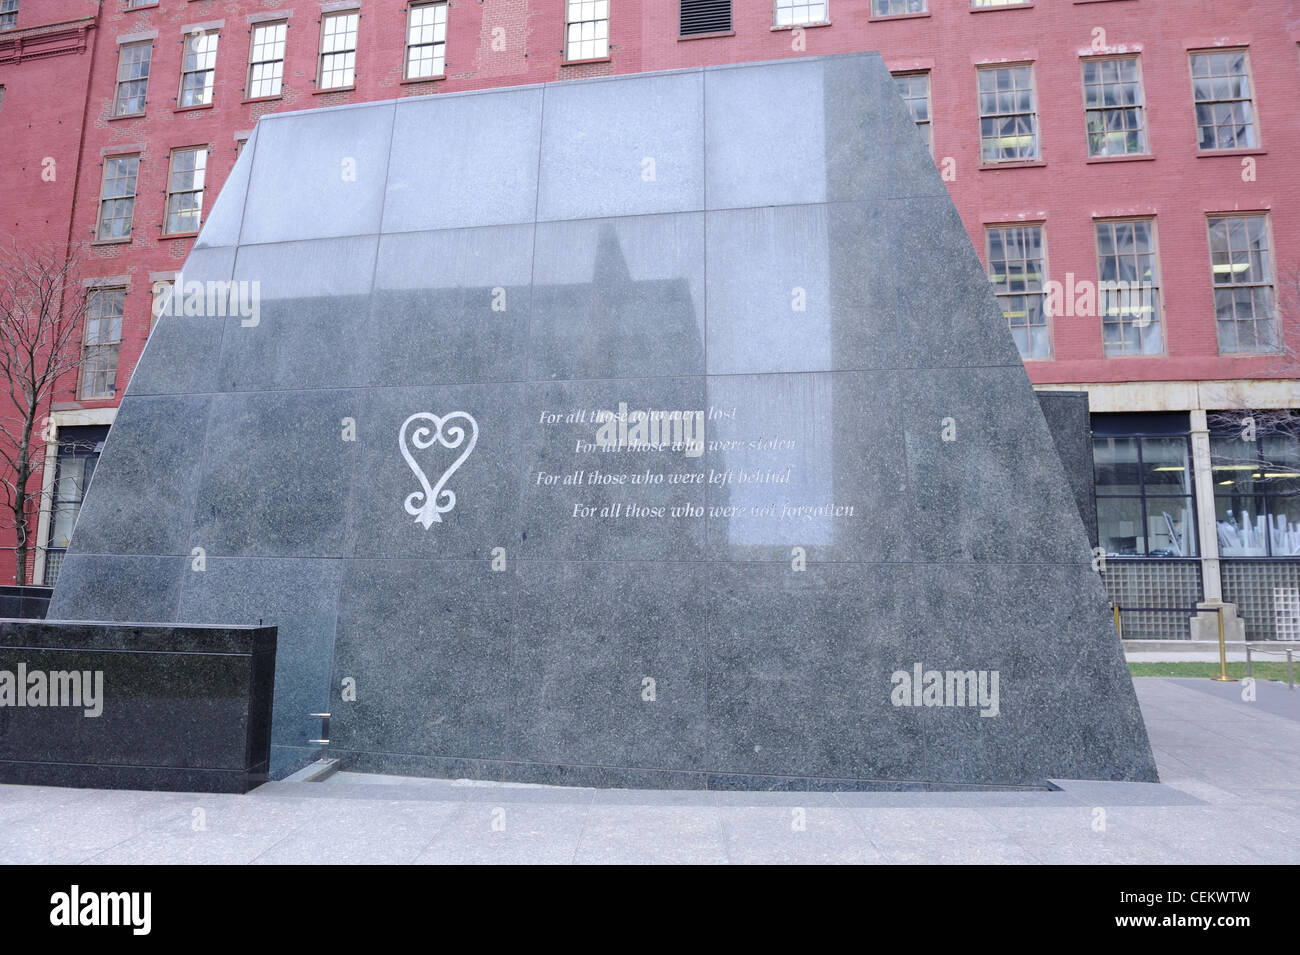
[0,238,91,585]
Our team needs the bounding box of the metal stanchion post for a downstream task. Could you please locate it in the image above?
[1289,649,1294,691]
[1213,604,1237,682]
[1112,604,1123,641]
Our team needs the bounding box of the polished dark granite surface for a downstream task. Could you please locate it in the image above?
[0,621,275,793]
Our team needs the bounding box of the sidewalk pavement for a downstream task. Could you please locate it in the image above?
[1,677,1296,864]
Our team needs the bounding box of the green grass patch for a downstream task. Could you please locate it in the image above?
[1129,661,1297,683]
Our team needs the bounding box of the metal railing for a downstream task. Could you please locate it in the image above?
[1244,643,1297,690]
[1109,603,1201,642]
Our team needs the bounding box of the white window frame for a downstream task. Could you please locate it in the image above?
[318,10,359,90]
[564,1,609,62]
[247,20,287,99]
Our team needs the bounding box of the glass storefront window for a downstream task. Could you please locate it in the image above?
[1094,430,1197,557]
[1211,416,1300,557]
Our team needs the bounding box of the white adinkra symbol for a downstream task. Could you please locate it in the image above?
[400,412,478,529]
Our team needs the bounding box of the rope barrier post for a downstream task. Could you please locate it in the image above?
[1112,604,1122,641]
[1289,649,1294,691]
[1213,604,1236,682]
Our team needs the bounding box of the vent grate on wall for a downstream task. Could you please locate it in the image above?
[680,0,732,36]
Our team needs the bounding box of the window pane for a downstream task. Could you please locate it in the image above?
[1141,437,1191,493]
[1208,215,1276,354]
[1098,497,1145,556]
[1190,50,1257,150]
[1094,436,1140,494]
[1145,498,1197,557]
[986,225,1049,358]
[1215,495,1270,556]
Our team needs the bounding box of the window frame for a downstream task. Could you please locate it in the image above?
[872,0,925,16]
[564,0,611,63]
[95,153,140,242]
[1080,54,1150,159]
[1093,429,1200,559]
[150,278,174,331]
[162,145,209,238]
[1210,415,1300,558]
[984,222,1053,361]
[404,2,449,81]
[773,0,828,27]
[1206,212,1278,355]
[892,70,934,157]
[1094,217,1165,358]
[1188,48,1261,152]
[45,426,109,576]
[78,287,125,401]
[0,0,17,32]
[246,19,287,100]
[317,9,360,90]
[177,29,220,109]
[976,61,1041,164]
[112,40,153,118]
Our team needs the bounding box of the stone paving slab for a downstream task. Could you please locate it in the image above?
[1,677,1297,864]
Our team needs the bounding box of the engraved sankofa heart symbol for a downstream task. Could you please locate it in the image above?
[399,411,478,529]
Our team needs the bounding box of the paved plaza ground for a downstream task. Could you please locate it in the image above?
[1,677,1296,864]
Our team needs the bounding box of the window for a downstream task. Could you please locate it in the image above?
[126,0,156,7]
[164,147,208,235]
[179,31,219,107]
[0,1,16,31]
[44,426,109,586]
[79,288,124,400]
[1190,50,1257,150]
[1211,414,1300,557]
[1208,215,1276,354]
[1096,219,1163,357]
[247,21,286,99]
[873,0,924,15]
[1082,57,1147,157]
[977,64,1039,162]
[892,71,933,156]
[1094,423,1198,558]
[680,0,731,35]
[0,86,5,113]
[774,0,826,26]
[96,155,139,240]
[405,3,448,80]
[319,11,358,89]
[971,0,1029,7]
[565,1,609,61]
[985,225,1050,360]
[150,279,174,330]
[113,41,152,116]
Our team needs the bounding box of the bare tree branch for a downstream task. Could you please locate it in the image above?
[0,237,93,585]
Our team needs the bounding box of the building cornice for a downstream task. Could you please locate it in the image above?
[0,16,96,65]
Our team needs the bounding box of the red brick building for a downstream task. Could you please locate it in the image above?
[1,0,1298,636]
